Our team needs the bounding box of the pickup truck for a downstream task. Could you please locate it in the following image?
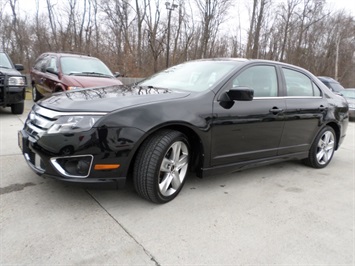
[0,52,26,114]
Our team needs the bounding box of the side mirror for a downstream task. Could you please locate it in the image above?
[46,67,58,75]
[14,64,24,71]
[219,87,254,102]
[227,87,254,101]
[114,72,121,77]
[218,87,254,109]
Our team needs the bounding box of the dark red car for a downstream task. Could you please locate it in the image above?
[30,52,122,101]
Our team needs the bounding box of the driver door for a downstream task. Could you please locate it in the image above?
[211,65,286,166]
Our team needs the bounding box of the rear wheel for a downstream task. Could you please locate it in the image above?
[11,102,24,114]
[303,126,336,168]
[133,130,190,203]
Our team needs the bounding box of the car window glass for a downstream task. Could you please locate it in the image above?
[283,68,320,96]
[34,56,48,71]
[139,61,241,92]
[0,53,13,68]
[341,90,355,98]
[312,82,321,96]
[232,65,278,97]
[328,82,344,92]
[60,56,113,76]
[48,57,58,72]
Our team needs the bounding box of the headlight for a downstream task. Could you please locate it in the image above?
[9,76,25,86]
[47,116,102,134]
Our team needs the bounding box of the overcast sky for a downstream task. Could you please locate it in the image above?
[4,0,355,16]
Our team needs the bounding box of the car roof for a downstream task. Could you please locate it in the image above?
[41,52,95,59]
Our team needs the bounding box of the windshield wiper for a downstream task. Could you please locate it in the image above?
[0,65,10,69]
[68,72,112,77]
[81,72,113,77]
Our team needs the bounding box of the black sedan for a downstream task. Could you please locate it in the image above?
[18,58,349,203]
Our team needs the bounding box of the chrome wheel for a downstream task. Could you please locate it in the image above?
[159,141,189,197]
[134,130,190,203]
[316,131,335,165]
[303,126,336,169]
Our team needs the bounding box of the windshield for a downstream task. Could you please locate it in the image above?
[329,82,344,92]
[60,56,113,76]
[138,60,241,92]
[341,89,355,99]
[0,53,13,68]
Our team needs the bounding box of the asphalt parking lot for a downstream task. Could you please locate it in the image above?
[1,99,354,265]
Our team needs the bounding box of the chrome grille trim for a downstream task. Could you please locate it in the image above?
[33,105,107,119]
[26,105,107,136]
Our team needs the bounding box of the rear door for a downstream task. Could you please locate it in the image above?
[211,64,286,166]
[278,67,328,155]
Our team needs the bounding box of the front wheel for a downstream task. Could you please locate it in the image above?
[303,126,336,168]
[32,84,42,102]
[133,130,190,203]
[11,102,24,114]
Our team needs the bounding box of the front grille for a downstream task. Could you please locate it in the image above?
[25,105,59,140]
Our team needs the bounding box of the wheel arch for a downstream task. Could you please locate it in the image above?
[325,121,341,150]
[127,124,205,180]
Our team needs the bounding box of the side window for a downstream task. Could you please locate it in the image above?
[34,55,48,71]
[312,82,321,96]
[48,57,58,73]
[232,65,278,97]
[283,68,321,96]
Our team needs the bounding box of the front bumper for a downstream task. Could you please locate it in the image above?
[0,86,26,106]
[17,127,138,188]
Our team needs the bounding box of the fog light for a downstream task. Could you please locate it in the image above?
[50,155,93,178]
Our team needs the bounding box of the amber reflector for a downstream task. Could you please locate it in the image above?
[94,164,120,170]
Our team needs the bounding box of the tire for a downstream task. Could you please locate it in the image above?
[303,126,336,168]
[11,102,24,114]
[133,130,190,203]
[32,84,42,102]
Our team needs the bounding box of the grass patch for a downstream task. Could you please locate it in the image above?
[26,88,32,100]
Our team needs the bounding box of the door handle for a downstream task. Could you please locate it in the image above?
[269,107,283,114]
[319,105,328,111]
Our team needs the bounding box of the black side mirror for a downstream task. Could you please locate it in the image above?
[219,87,254,102]
[227,87,254,101]
[14,64,24,71]
[218,87,254,109]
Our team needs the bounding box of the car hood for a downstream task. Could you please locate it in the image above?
[0,67,21,75]
[38,85,190,112]
[64,75,123,87]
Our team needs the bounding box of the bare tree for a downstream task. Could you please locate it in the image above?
[194,0,232,58]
